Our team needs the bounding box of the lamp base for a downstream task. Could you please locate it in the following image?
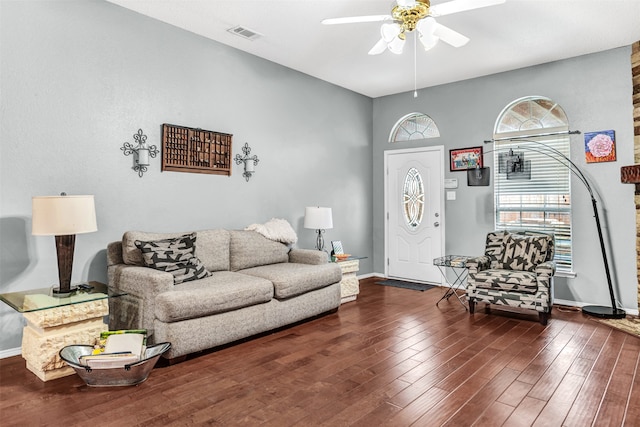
[582,305,626,319]
[315,229,325,252]
[52,286,77,298]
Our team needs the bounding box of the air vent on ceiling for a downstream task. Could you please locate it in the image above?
[227,26,262,41]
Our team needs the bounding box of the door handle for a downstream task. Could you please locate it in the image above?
[434,222,440,227]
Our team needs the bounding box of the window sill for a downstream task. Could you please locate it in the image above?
[556,270,577,279]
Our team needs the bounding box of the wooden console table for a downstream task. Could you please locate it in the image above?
[0,282,123,381]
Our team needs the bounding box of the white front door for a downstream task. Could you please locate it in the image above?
[385,147,444,283]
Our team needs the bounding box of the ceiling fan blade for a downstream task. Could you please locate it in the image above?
[433,23,469,47]
[430,0,505,17]
[368,38,388,55]
[321,15,392,25]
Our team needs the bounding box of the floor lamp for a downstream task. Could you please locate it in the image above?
[32,193,98,297]
[478,135,626,319]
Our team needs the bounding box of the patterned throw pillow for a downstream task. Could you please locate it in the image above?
[134,233,210,284]
[485,231,509,268]
[498,234,549,272]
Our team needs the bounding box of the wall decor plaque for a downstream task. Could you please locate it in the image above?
[161,123,232,175]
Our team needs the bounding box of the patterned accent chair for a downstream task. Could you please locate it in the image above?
[466,230,556,325]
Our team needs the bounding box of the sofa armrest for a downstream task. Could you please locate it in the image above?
[108,264,174,299]
[535,261,556,289]
[288,249,328,265]
[108,264,174,337]
[466,255,490,275]
[107,241,124,266]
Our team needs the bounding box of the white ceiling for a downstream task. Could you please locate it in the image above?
[106,0,640,98]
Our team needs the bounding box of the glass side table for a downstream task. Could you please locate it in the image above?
[0,282,125,381]
[333,256,367,304]
[433,255,473,310]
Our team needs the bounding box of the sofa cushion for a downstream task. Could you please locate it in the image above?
[240,262,342,299]
[472,269,538,294]
[123,229,230,272]
[195,229,231,272]
[229,230,289,271]
[154,271,273,322]
[135,233,211,284]
[498,234,549,272]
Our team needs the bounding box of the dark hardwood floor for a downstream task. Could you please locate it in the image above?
[1,277,639,426]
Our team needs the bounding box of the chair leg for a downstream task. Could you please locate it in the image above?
[469,299,475,314]
[539,311,549,326]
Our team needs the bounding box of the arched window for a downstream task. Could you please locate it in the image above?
[494,96,573,272]
[389,113,440,142]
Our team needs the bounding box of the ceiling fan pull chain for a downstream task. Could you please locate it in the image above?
[414,31,418,98]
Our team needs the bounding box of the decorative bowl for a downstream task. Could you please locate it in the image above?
[334,253,351,260]
[59,342,171,387]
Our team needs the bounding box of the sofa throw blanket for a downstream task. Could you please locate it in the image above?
[245,218,298,245]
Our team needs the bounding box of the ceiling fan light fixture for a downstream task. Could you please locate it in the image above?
[381,22,401,42]
[419,31,439,51]
[387,36,405,54]
[417,16,438,50]
[417,15,437,34]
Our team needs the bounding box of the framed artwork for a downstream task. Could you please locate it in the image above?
[450,146,483,171]
[331,241,344,255]
[585,130,616,163]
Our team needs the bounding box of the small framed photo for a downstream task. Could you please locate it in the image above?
[331,241,344,255]
[585,130,616,163]
[450,147,483,171]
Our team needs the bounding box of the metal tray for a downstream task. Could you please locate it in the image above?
[59,342,171,387]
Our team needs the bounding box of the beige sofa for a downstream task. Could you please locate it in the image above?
[106,229,342,361]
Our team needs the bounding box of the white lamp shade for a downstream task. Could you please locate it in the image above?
[32,195,98,236]
[304,207,333,230]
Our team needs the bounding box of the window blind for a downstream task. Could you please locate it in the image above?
[493,136,573,272]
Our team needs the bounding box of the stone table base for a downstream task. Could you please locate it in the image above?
[21,298,108,381]
[337,259,360,304]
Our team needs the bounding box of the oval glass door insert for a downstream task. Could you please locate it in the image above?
[403,167,425,229]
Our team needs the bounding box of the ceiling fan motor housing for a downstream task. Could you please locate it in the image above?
[392,0,430,34]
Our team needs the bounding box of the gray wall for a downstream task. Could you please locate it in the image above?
[373,47,637,312]
[1,0,637,356]
[0,0,373,352]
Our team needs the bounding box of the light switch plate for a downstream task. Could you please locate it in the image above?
[447,191,456,201]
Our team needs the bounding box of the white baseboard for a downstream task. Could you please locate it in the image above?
[356,272,383,280]
[0,347,21,359]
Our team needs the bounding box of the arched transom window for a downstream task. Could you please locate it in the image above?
[389,113,440,142]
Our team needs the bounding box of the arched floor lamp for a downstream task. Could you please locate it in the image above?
[472,133,626,319]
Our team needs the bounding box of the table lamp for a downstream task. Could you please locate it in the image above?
[304,207,333,251]
[32,193,97,297]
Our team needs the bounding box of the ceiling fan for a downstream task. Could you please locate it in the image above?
[322,0,506,55]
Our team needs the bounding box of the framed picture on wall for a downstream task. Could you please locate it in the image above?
[450,146,483,171]
[584,130,616,163]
